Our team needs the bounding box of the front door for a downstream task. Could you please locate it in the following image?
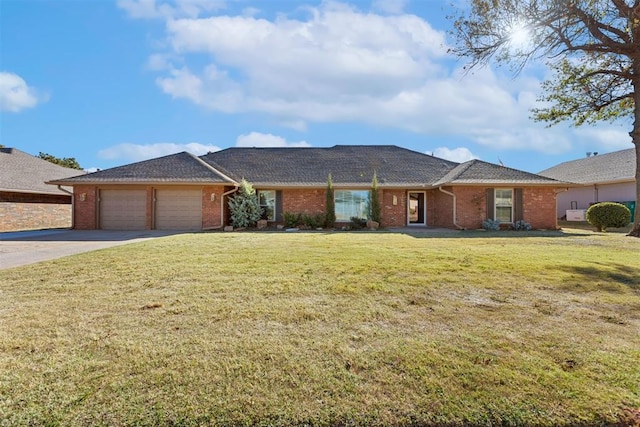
[408,192,426,225]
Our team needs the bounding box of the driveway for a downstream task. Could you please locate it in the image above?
[0,229,184,270]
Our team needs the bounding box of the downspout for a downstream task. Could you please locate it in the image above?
[220,186,239,228]
[438,186,464,230]
[57,185,74,229]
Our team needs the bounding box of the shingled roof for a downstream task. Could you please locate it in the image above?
[201,145,458,187]
[538,148,636,184]
[49,151,234,185]
[0,147,84,195]
[434,159,563,186]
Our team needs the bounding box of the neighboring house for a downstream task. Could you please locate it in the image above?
[539,148,636,219]
[49,145,565,231]
[0,147,85,232]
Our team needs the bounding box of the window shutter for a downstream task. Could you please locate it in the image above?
[486,188,494,220]
[276,190,283,222]
[514,188,524,222]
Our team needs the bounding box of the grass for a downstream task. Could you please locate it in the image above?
[1,229,639,426]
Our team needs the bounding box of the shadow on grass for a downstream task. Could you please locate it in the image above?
[558,262,640,291]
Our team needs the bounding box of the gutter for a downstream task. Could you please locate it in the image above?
[57,185,75,229]
[438,186,464,230]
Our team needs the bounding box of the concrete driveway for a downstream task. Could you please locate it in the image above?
[0,229,185,270]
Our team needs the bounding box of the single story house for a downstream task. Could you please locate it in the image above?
[49,145,566,231]
[0,147,84,232]
[539,148,636,220]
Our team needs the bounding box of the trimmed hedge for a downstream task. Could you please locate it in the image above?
[586,202,631,232]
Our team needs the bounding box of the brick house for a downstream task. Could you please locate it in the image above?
[539,148,636,220]
[0,147,85,232]
[49,145,565,231]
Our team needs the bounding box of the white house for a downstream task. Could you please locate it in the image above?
[539,148,636,220]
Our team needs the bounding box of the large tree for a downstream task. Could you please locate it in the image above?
[450,0,640,237]
[37,152,82,170]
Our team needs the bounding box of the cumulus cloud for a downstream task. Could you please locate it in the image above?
[432,147,478,163]
[573,127,633,152]
[236,132,310,148]
[98,142,221,161]
[0,72,43,112]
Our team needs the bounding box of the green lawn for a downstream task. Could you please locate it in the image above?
[1,229,639,426]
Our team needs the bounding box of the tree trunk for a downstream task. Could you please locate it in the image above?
[628,74,640,237]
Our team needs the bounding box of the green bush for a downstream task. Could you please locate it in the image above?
[482,219,501,231]
[349,217,367,230]
[586,202,631,232]
[325,174,336,228]
[228,179,262,228]
[283,212,303,228]
[302,213,325,229]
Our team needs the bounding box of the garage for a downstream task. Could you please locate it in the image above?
[155,189,202,230]
[100,189,147,230]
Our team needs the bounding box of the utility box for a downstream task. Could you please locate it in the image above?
[566,209,587,221]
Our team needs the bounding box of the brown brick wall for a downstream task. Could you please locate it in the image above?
[73,185,98,229]
[0,202,72,231]
[452,186,558,230]
[202,186,225,229]
[0,191,71,204]
[282,188,326,215]
[380,189,406,227]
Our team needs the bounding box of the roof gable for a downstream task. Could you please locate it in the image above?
[435,159,563,186]
[200,145,458,186]
[49,151,233,185]
[0,148,85,195]
[539,148,635,184]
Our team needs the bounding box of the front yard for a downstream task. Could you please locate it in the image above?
[1,229,639,426]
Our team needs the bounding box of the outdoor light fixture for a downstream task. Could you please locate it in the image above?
[393,195,397,206]
[79,193,87,201]
[210,193,216,202]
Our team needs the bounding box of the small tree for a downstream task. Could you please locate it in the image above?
[586,202,631,232]
[325,173,336,228]
[228,179,262,228]
[370,172,381,223]
[37,152,82,170]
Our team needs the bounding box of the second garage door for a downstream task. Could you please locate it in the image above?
[155,189,202,230]
[100,189,147,230]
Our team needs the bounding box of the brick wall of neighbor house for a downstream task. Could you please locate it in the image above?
[380,189,406,227]
[202,186,225,229]
[0,202,72,231]
[0,191,71,204]
[282,188,326,215]
[73,185,98,229]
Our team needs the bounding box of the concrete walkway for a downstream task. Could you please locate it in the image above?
[0,229,184,270]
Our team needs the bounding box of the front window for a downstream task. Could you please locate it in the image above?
[258,190,276,221]
[335,190,369,222]
[495,189,513,223]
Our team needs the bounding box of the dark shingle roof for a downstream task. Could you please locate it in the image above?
[0,147,85,195]
[435,159,563,186]
[200,145,458,186]
[538,148,635,184]
[49,152,233,185]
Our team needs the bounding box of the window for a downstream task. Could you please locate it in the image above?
[258,190,276,221]
[335,190,370,222]
[495,189,513,223]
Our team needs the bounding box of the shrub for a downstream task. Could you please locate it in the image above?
[325,174,336,228]
[302,213,325,229]
[513,220,532,231]
[586,202,631,232]
[349,217,367,230]
[370,172,381,223]
[228,179,263,228]
[482,218,501,231]
[283,212,303,228]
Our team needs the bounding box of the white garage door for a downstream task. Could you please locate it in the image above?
[155,189,202,230]
[100,189,147,230]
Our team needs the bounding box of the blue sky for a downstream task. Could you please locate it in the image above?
[1,0,634,173]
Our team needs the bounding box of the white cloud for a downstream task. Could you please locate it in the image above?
[0,72,43,112]
[573,127,633,152]
[236,132,310,148]
[432,147,478,163]
[372,0,408,14]
[98,142,221,161]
